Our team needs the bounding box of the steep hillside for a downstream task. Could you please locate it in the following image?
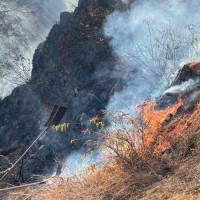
[0,0,129,183]
[4,63,200,200]
[1,0,200,199]
[5,150,200,200]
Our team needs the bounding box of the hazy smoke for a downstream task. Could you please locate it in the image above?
[189,90,200,104]
[164,78,200,94]
[60,150,101,178]
[104,0,200,112]
[120,0,130,4]
[60,0,200,177]
[0,0,78,99]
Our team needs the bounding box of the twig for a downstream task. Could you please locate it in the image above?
[0,127,49,181]
[0,181,46,193]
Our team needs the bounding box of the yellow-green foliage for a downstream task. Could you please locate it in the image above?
[53,123,70,132]
[89,116,105,128]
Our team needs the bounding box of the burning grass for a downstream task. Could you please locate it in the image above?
[4,99,200,200]
[138,98,183,155]
[189,62,198,68]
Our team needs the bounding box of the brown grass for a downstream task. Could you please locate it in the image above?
[5,150,200,200]
[4,103,200,200]
[141,153,200,200]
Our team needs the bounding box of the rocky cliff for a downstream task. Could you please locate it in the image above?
[0,0,128,183]
[157,63,200,109]
[1,0,200,185]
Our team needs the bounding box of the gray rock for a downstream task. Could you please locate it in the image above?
[0,0,126,183]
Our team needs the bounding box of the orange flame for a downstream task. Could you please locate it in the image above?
[172,102,200,135]
[189,62,198,69]
[106,97,200,161]
[140,98,183,133]
[140,99,200,155]
[138,98,183,154]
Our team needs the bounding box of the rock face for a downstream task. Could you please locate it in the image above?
[1,0,200,184]
[157,63,200,109]
[171,63,200,86]
[0,0,126,182]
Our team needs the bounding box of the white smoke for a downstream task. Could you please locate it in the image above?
[120,0,130,4]
[189,90,200,104]
[60,150,101,178]
[164,78,200,94]
[0,0,78,99]
[104,0,200,112]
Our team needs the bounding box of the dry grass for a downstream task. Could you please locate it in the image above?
[141,153,200,200]
[5,169,131,200]
[4,103,200,200]
[5,150,200,200]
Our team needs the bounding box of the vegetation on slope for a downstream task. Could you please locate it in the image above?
[4,95,200,200]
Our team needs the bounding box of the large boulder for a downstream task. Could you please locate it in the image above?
[157,63,200,109]
[171,63,200,86]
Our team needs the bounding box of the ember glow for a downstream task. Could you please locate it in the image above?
[189,62,198,69]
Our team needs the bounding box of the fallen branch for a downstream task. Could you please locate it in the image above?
[0,105,67,182]
[0,181,46,193]
[0,127,49,181]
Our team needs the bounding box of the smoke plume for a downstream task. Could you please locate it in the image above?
[164,78,200,94]
[0,0,78,99]
[60,150,101,178]
[104,0,200,112]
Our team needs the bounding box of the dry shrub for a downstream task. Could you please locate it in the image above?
[89,99,200,198]
[5,100,200,200]
[95,99,185,180]
[6,169,131,200]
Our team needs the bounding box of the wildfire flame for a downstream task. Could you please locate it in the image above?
[105,97,200,161]
[172,102,200,136]
[138,98,183,154]
[140,98,183,133]
[189,62,198,69]
[138,98,200,155]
